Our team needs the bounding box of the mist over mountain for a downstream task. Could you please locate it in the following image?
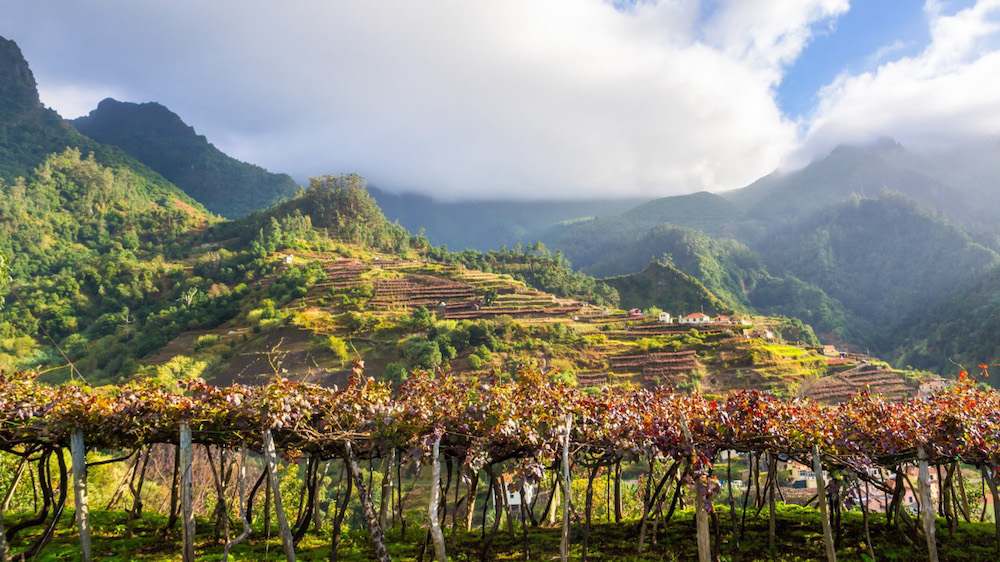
[367,186,647,251]
[72,98,301,218]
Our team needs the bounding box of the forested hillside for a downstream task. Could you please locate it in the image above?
[72,98,301,218]
[0,150,221,379]
[755,194,1000,350]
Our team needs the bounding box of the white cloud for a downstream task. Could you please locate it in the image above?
[1,1,843,199]
[798,0,1000,163]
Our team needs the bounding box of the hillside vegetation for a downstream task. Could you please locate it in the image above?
[72,98,301,218]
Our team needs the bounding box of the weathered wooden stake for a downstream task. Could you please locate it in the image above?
[1,457,26,512]
[812,444,836,562]
[917,447,939,562]
[560,414,572,562]
[180,423,195,562]
[768,453,776,551]
[71,429,91,562]
[379,454,393,530]
[428,435,447,562]
[264,429,297,562]
[344,441,392,562]
[985,467,1000,552]
[679,413,710,562]
[0,504,9,562]
[223,445,252,561]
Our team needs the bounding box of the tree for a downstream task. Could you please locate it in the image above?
[0,248,8,310]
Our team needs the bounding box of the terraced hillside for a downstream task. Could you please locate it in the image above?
[803,363,916,403]
[141,244,929,402]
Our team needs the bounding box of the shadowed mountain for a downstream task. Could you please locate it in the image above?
[73,98,301,218]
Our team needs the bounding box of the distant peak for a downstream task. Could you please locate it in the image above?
[0,35,42,117]
[87,98,177,119]
[75,98,195,140]
[873,136,904,153]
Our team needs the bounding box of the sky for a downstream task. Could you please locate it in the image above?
[1,0,999,200]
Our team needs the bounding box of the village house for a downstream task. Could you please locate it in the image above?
[658,311,672,323]
[679,312,712,324]
[500,473,535,517]
[777,459,820,489]
[917,377,948,398]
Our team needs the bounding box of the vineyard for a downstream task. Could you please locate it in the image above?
[805,364,915,403]
[1,364,999,561]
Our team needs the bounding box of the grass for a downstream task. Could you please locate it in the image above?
[9,503,999,561]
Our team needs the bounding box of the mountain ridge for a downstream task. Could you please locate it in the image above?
[72,98,301,218]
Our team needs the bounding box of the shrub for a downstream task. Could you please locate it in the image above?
[384,362,409,384]
[325,335,350,362]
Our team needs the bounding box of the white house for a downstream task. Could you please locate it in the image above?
[658,312,672,323]
[501,474,535,516]
[679,312,712,324]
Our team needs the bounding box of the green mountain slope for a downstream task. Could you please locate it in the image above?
[72,98,301,218]
[582,224,766,311]
[756,193,1000,351]
[890,265,1000,381]
[603,260,731,316]
[0,148,219,378]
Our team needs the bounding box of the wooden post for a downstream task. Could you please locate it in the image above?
[560,414,572,562]
[344,441,392,562]
[985,467,1000,553]
[264,429,297,562]
[614,460,623,523]
[812,444,836,562]
[727,453,741,562]
[0,502,8,562]
[679,413,710,562]
[224,445,252,561]
[180,423,195,562]
[379,454,393,530]
[1,458,26,512]
[917,447,939,562]
[70,429,92,562]
[768,453,776,551]
[428,435,447,562]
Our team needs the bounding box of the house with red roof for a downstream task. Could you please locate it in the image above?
[679,312,712,324]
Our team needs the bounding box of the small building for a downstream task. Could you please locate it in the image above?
[679,312,712,324]
[501,473,535,515]
[658,312,672,323]
[628,308,643,317]
[918,377,948,398]
[716,315,731,324]
[283,255,294,265]
[778,459,819,489]
[822,345,839,357]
